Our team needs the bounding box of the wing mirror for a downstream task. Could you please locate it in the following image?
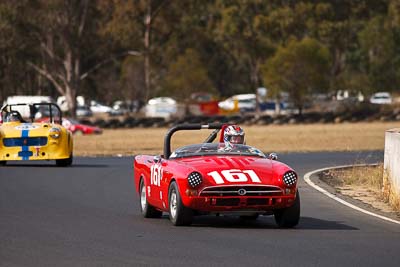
[268,153,278,160]
[153,155,162,163]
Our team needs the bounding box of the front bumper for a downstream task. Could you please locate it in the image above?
[184,195,296,212]
[0,141,71,161]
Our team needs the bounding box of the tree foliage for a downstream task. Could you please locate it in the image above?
[0,0,399,111]
[263,38,331,112]
[161,49,217,100]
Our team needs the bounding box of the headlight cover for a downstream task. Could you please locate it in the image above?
[187,171,203,188]
[283,171,297,187]
[49,127,61,139]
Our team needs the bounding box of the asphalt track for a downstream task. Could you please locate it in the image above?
[1,151,400,267]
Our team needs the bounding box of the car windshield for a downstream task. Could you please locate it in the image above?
[170,143,266,159]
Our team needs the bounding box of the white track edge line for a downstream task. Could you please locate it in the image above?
[304,164,400,226]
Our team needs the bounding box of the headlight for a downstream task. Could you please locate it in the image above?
[283,171,297,187]
[187,172,203,188]
[49,127,61,139]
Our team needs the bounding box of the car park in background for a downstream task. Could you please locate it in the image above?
[336,90,364,102]
[76,105,93,117]
[370,92,393,105]
[144,97,178,119]
[218,94,257,113]
[188,92,219,116]
[90,100,114,114]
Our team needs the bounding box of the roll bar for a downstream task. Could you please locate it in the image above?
[1,103,63,124]
[164,123,224,158]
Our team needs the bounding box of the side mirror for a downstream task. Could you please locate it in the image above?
[268,153,278,160]
[153,155,162,163]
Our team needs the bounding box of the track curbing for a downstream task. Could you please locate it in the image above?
[304,164,400,226]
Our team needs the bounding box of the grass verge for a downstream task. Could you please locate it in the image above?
[322,164,400,215]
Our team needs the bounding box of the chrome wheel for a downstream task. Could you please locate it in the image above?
[168,181,193,226]
[139,179,162,218]
[170,189,177,219]
[140,184,147,212]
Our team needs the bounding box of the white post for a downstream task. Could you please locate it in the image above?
[384,128,400,195]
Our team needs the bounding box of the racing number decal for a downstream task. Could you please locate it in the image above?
[207,169,261,184]
[150,164,163,187]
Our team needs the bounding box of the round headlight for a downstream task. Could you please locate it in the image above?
[283,171,297,186]
[188,172,202,188]
[49,127,61,139]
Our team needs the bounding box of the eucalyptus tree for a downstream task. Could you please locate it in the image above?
[100,0,173,101]
[262,38,331,114]
[25,0,101,117]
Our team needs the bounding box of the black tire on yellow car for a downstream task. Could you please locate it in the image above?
[56,154,73,167]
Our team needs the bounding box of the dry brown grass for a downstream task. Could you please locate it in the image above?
[325,164,384,189]
[73,121,400,156]
[325,164,400,214]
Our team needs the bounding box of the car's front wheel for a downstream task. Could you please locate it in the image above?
[168,181,193,226]
[56,154,73,167]
[140,179,162,218]
[274,190,300,228]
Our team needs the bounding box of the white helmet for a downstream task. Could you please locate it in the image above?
[223,125,245,148]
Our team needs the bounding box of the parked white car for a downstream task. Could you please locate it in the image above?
[218,94,256,112]
[90,100,113,113]
[370,92,392,104]
[145,97,177,119]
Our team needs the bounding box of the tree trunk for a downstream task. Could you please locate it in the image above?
[144,2,152,101]
[64,50,79,118]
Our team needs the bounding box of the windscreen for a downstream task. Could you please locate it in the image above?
[170,143,266,159]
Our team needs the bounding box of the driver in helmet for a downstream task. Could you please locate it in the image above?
[6,112,22,122]
[221,125,245,150]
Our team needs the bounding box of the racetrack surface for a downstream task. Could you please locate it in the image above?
[1,151,400,267]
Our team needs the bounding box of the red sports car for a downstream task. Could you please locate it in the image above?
[134,123,300,227]
[61,118,102,135]
[37,117,102,135]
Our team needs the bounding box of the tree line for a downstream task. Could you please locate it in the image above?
[0,0,398,116]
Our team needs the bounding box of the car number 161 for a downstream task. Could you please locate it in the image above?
[150,164,162,187]
[207,169,261,184]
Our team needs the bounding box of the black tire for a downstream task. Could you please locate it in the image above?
[274,190,300,228]
[168,181,193,226]
[56,154,73,167]
[239,214,259,221]
[0,161,6,166]
[139,179,162,218]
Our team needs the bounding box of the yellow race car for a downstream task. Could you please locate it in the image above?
[0,103,73,166]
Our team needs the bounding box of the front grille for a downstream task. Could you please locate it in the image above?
[3,137,48,147]
[200,185,283,197]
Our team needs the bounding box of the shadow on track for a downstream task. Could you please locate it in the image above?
[151,215,358,230]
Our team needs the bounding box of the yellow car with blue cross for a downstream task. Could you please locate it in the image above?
[0,103,73,166]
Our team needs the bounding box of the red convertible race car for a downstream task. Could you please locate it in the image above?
[134,123,300,227]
